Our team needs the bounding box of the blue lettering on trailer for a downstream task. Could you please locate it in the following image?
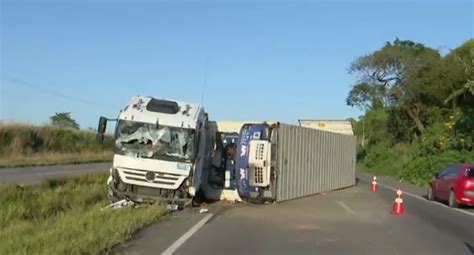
[235,124,269,198]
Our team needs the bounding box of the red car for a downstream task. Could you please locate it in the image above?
[428,163,474,207]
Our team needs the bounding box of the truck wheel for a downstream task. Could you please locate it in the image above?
[191,199,201,207]
[448,190,459,208]
[107,187,121,203]
[249,197,265,204]
[192,189,206,207]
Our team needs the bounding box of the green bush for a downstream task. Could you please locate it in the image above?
[359,142,411,177]
[359,123,474,186]
[363,143,393,168]
[399,150,474,186]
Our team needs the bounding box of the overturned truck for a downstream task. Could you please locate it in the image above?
[235,123,356,203]
[96,96,356,207]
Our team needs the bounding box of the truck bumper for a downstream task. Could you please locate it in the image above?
[108,171,192,206]
[108,184,192,206]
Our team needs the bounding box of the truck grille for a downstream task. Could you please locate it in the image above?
[254,143,265,160]
[248,140,271,187]
[118,168,184,189]
[254,166,264,184]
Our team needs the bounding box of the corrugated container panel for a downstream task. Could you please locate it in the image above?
[298,120,354,136]
[215,120,278,133]
[275,123,356,202]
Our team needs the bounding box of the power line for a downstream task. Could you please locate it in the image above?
[2,75,121,110]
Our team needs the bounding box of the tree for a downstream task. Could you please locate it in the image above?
[347,38,448,135]
[345,83,387,110]
[443,39,474,106]
[50,112,80,130]
[349,38,474,184]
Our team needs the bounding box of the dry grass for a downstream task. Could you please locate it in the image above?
[0,123,114,168]
[0,151,114,168]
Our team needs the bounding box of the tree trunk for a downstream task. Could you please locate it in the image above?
[406,107,425,133]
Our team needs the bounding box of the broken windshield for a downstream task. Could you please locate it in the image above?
[115,120,195,162]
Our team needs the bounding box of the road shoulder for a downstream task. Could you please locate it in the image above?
[112,203,223,255]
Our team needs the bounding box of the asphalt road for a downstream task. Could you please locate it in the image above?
[0,162,111,185]
[115,178,474,255]
[2,164,473,254]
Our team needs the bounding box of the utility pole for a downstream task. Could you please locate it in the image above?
[362,118,366,147]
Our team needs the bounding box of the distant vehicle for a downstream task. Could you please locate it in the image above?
[428,164,474,207]
[298,119,354,136]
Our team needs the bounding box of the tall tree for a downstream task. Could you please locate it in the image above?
[443,39,474,106]
[50,112,80,130]
[347,38,446,134]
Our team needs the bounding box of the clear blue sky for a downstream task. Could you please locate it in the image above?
[1,0,472,129]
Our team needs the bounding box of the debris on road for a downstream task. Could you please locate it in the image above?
[101,199,135,211]
[167,204,180,211]
[199,208,209,213]
[295,224,321,231]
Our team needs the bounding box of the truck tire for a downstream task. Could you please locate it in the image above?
[107,186,121,203]
[191,189,206,207]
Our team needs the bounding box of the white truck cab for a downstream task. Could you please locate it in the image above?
[97,96,209,206]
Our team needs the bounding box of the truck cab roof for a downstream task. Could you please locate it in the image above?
[118,96,205,129]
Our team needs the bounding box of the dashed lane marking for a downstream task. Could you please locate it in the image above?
[336,201,356,215]
[161,213,214,255]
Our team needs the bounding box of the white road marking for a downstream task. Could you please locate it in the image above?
[161,213,214,255]
[39,172,60,176]
[360,177,474,217]
[336,201,356,215]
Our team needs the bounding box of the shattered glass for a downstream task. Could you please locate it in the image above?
[115,120,195,161]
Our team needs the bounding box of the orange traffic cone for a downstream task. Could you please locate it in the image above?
[392,187,404,215]
[371,176,378,192]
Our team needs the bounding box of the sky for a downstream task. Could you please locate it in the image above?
[1,0,472,129]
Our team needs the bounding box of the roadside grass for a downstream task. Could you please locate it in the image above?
[0,123,114,168]
[0,173,167,254]
[357,142,414,181]
[357,157,406,179]
[358,145,474,187]
[0,151,113,168]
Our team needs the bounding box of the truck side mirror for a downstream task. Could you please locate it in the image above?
[98,116,107,134]
[96,116,107,143]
